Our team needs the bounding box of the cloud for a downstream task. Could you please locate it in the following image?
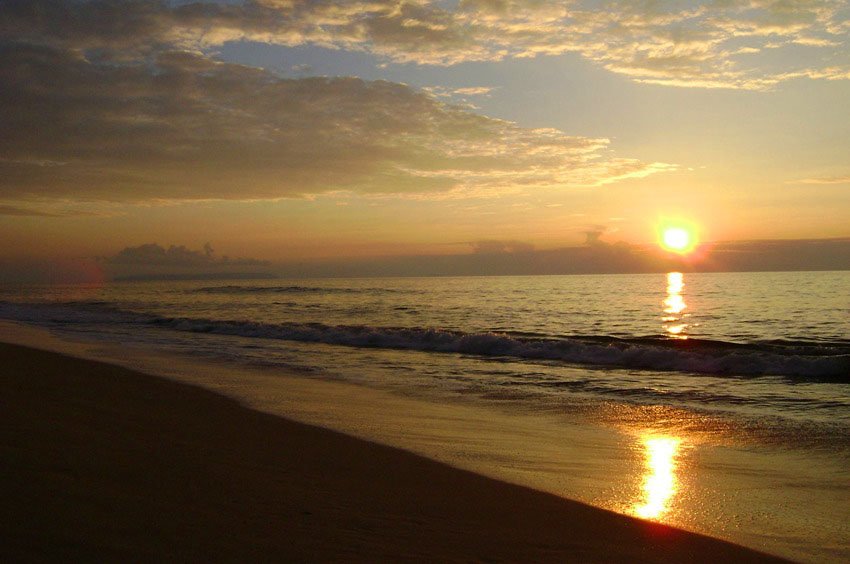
[568,0,850,89]
[452,86,495,96]
[422,85,495,101]
[101,242,275,281]
[705,237,850,272]
[583,227,607,246]
[273,237,850,277]
[0,202,111,217]
[0,242,272,283]
[108,243,269,267]
[0,204,62,217]
[0,41,670,204]
[2,1,847,89]
[794,175,850,185]
[470,239,535,254]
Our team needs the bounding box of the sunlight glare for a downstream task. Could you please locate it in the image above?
[662,272,688,339]
[633,436,681,520]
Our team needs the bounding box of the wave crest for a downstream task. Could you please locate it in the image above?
[150,316,849,380]
[2,301,847,380]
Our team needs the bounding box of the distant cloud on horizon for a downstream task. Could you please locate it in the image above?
[470,240,535,254]
[97,243,275,282]
[1,237,848,284]
[107,243,269,268]
[272,237,850,278]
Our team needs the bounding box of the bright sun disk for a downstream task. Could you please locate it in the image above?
[663,228,690,251]
[658,223,698,254]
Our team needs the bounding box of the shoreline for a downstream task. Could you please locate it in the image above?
[0,341,786,562]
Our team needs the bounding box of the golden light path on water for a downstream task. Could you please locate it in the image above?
[662,272,688,338]
[629,275,689,521]
[633,436,682,520]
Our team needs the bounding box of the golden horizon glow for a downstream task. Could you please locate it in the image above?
[633,436,681,520]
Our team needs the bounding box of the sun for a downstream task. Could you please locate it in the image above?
[663,227,690,251]
[658,222,698,254]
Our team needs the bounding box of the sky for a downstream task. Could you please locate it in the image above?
[1,0,849,280]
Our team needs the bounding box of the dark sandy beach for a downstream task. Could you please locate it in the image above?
[0,342,786,562]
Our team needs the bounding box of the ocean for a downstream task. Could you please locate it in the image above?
[1,271,848,561]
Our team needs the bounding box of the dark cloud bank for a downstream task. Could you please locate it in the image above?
[99,237,850,282]
[106,243,274,281]
[276,238,850,278]
[0,243,272,284]
[1,238,847,284]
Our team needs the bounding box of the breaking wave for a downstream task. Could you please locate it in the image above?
[2,302,846,380]
[150,318,850,380]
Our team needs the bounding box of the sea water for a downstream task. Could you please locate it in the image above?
[1,271,848,561]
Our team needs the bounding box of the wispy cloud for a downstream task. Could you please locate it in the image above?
[0,204,63,217]
[0,202,113,217]
[452,86,495,96]
[794,175,850,185]
[2,1,847,89]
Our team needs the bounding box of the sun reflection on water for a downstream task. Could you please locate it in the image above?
[633,436,681,521]
[662,272,688,339]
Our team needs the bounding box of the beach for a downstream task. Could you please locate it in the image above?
[0,341,788,562]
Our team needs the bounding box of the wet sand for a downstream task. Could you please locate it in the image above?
[0,342,786,562]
